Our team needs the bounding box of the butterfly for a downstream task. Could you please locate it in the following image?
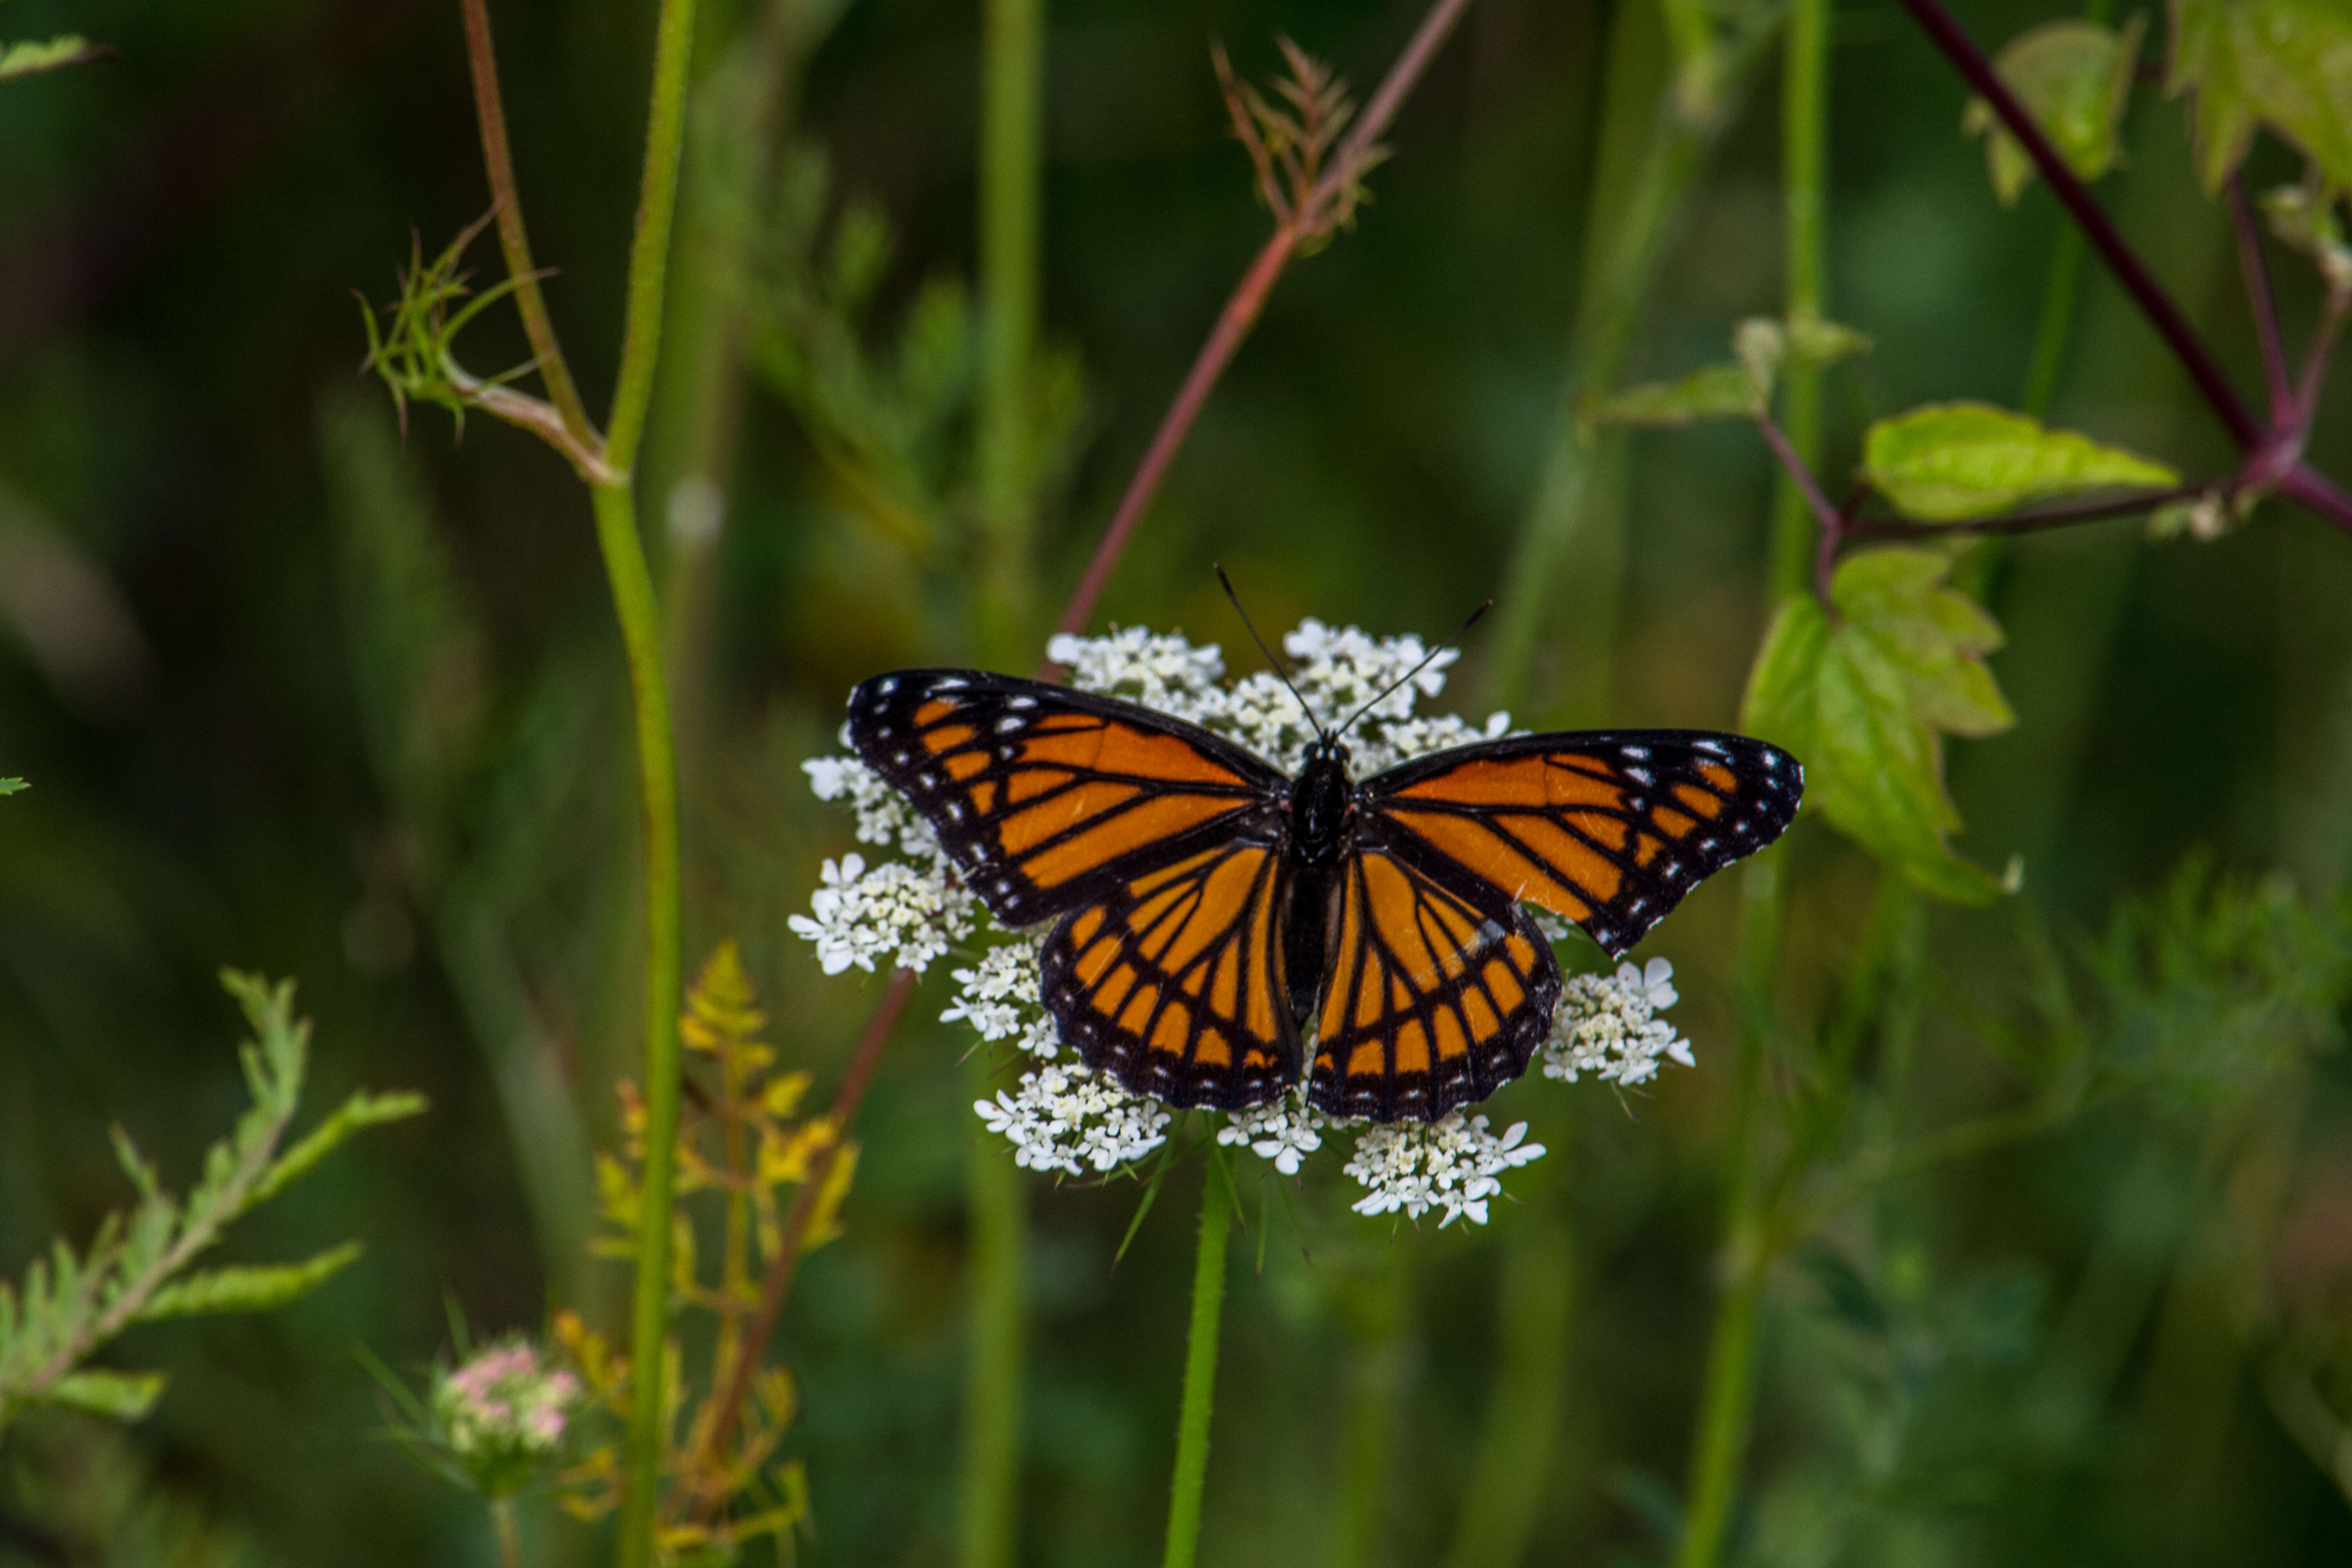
[846,658,1801,1124]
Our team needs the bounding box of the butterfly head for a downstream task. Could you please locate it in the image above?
[1290,736,1355,865]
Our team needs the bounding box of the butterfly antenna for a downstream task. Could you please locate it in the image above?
[1214,564,1328,742]
[1334,600,1494,741]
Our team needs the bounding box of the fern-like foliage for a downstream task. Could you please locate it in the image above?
[564,942,848,1559]
[0,972,426,1436]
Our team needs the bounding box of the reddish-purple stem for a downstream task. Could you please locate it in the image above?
[1897,0,2264,450]
[2228,175,2294,426]
[2284,463,2352,534]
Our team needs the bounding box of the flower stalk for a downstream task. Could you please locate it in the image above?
[1161,1163,1233,1568]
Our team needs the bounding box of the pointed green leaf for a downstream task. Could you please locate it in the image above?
[0,35,105,79]
[2169,0,2352,192]
[248,1088,426,1210]
[1581,364,1757,427]
[0,779,23,796]
[132,1242,364,1322]
[1862,402,2179,521]
[1741,550,2015,904]
[43,1368,166,1420]
[1964,18,2145,204]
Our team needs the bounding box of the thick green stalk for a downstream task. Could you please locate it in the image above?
[1335,1247,1413,1568]
[975,0,1042,663]
[604,0,699,1561]
[1163,1167,1234,1568]
[1488,0,1754,722]
[960,1058,1027,1568]
[600,483,687,1568]
[1766,0,1829,602]
[959,4,1045,1561]
[1675,846,1789,1568]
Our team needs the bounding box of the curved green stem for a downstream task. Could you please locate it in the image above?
[602,481,686,1568]
[607,0,703,477]
[960,1056,1028,1568]
[1766,0,1829,603]
[1163,1163,1234,1568]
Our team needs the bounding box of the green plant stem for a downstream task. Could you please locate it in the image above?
[597,0,699,1555]
[1335,1245,1413,1568]
[960,1056,1027,1568]
[1163,1164,1234,1568]
[600,483,687,1568]
[1676,845,1789,1568]
[492,1499,522,1568]
[1488,0,1758,720]
[976,0,1042,664]
[1441,1205,1575,1568]
[1767,0,1829,603]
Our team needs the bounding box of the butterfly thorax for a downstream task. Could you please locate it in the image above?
[1289,742,1355,868]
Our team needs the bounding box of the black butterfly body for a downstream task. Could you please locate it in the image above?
[847,669,1802,1123]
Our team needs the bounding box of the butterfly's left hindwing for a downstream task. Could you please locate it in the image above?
[1039,839,1299,1110]
[847,670,1286,929]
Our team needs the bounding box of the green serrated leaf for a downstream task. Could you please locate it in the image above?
[133,1241,363,1322]
[1580,363,1757,427]
[0,34,104,80]
[1964,17,2145,204]
[43,1368,166,1419]
[1862,402,2179,521]
[0,778,23,795]
[1741,550,2016,904]
[2169,0,2352,193]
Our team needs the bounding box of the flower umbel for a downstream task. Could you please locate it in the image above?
[428,1339,581,1499]
[1343,1113,1547,1228]
[1544,957,1694,1087]
[797,622,1702,1224]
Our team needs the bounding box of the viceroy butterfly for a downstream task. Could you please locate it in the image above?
[847,647,1801,1124]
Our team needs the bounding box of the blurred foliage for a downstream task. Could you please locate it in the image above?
[6,0,2352,1564]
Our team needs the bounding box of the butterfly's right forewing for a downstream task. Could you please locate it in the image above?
[847,670,1287,929]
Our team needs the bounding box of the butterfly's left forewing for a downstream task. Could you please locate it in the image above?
[847,670,1287,928]
[1362,730,1802,958]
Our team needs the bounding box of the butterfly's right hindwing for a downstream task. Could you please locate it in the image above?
[847,670,1287,929]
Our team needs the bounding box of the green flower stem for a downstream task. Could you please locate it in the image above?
[1675,844,1791,1568]
[975,0,1042,664]
[1766,0,1829,603]
[492,1499,523,1568]
[1163,1163,1234,1568]
[961,2,1045,1562]
[600,2,699,1563]
[1441,1204,1575,1568]
[960,1059,1028,1568]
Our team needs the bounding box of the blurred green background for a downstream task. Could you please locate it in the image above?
[5,0,2352,1562]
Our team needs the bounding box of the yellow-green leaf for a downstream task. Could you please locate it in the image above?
[1740,549,2016,904]
[1580,363,1757,427]
[1963,16,2145,204]
[132,1241,364,1321]
[1862,402,2180,521]
[0,778,23,796]
[42,1369,166,1421]
[2169,0,2352,193]
[0,34,104,79]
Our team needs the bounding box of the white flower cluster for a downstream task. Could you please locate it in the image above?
[1543,957,1694,1087]
[1343,1113,1546,1227]
[975,1063,1174,1176]
[786,852,976,976]
[1042,626,1227,724]
[1216,1091,1326,1175]
[793,622,1702,1227]
[940,938,1059,1058]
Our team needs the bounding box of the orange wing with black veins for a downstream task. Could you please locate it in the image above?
[847,670,1288,929]
[1039,839,1301,1111]
[1361,730,1802,958]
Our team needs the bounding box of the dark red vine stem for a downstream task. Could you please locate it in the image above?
[2228,175,2295,425]
[1895,0,2265,450]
